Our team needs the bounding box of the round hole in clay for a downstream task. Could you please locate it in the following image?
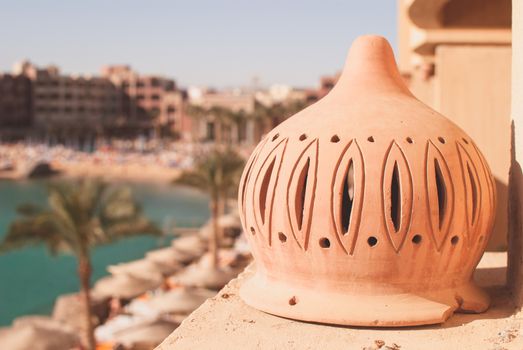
[250,227,256,235]
[451,235,459,245]
[278,232,287,243]
[299,134,307,141]
[319,237,331,248]
[406,137,413,144]
[367,136,375,142]
[331,135,340,143]
[289,296,297,306]
[438,136,446,144]
[412,234,422,244]
[367,236,378,247]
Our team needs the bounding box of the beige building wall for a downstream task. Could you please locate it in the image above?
[509,0,523,309]
[435,45,512,250]
[398,0,512,249]
[397,0,413,72]
[161,91,190,140]
[407,68,435,107]
[189,91,256,145]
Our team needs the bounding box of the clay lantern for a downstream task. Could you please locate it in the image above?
[237,35,496,327]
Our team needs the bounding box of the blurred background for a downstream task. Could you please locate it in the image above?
[0,1,512,349]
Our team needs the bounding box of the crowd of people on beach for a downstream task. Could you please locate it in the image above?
[0,141,198,177]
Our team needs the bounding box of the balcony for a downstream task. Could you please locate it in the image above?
[157,252,522,349]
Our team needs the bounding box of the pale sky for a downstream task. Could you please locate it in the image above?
[0,0,397,88]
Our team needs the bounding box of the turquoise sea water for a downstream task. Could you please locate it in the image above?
[0,180,209,326]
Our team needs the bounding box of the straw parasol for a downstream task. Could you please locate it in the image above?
[0,317,80,350]
[217,213,242,229]
[146,246,197,265]
[92,273,162,300]
[233,234,252,255]
[112,319,179,348]
[12,316,72,331]
[147,287,215,314]
[52,292,107,333]
[127,287,216,316]
[108,258,180,279]
[170,262,238,290]
[172,234,206,255]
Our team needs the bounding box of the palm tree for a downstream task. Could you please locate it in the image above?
[174,147,245,268]
[256,99,310,123]
[187,104,246,145]
[249,99,310,141]
[0,179,161,350]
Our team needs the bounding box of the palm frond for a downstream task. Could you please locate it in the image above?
[103,216,162,240]
[0,179,160,258]
[174,147,245,199]
[0,212,74,255]
[16,203,44,216]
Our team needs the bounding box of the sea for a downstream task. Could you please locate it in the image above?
[0,179,209,326]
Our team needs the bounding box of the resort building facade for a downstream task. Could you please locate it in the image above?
[0,62,189,144]
[304,72,340,103]
[101,65,189,139]
[0,72,32,133]
[188,88,256,145]
[0,63,312,148]
[13,61,120,147]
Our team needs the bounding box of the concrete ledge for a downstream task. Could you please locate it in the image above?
[157,252,522,350]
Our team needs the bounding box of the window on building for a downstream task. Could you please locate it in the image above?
[150,108,160,117]
[165,81,175,91]
[207,122,215,141]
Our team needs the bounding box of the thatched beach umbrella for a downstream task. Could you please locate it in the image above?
[12,316,72,330]
[150,260,181,276]
[233,234,252,255]
[170,263,238,290]
[92,273,162,300]
[108,258,180,279]
[52,292,108,332]
[0,318,80,350]
[112,319,179,348]
[217,213,242,229]
[172,234,206,255]
[128,287,216,316]
[148,287,215,314]
[146,246,197,265]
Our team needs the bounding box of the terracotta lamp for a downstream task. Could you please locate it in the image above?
[237,35,496,327]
